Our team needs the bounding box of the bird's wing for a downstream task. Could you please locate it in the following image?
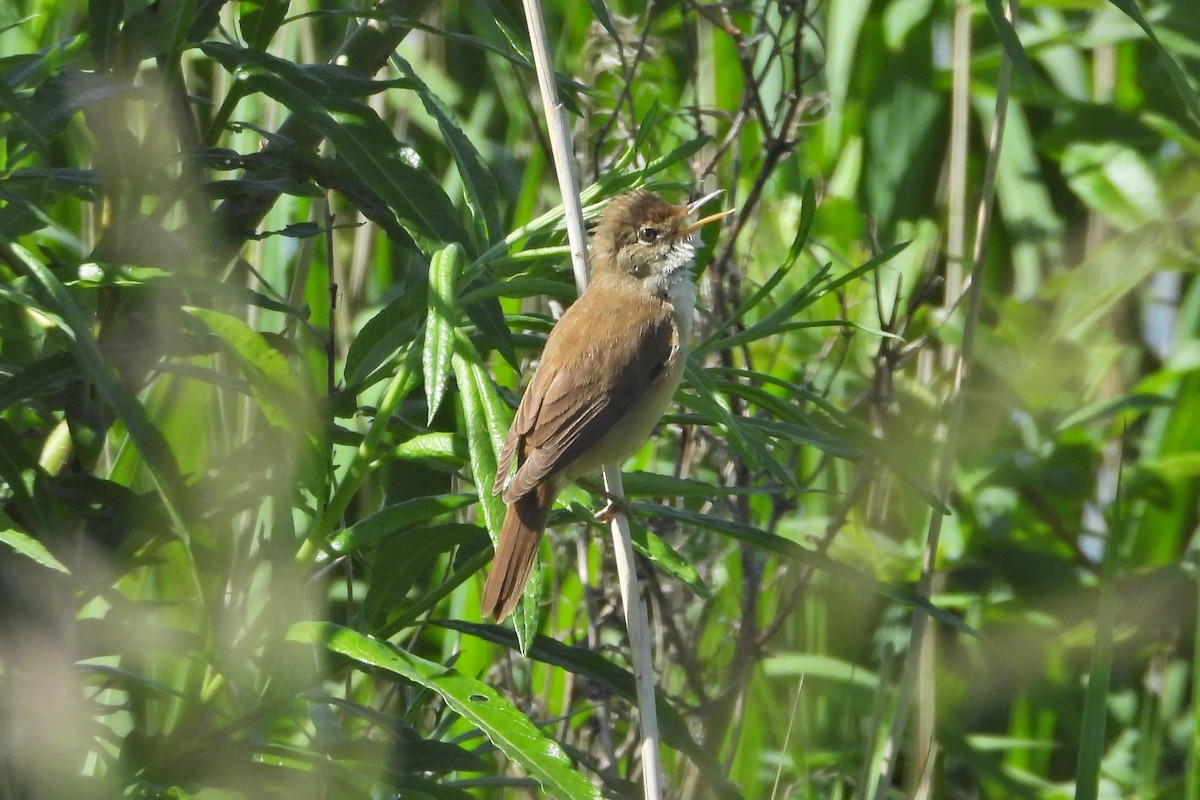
[493,291,675,501]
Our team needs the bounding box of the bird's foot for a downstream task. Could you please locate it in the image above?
[594,490,632,523]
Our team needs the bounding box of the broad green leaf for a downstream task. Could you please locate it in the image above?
[238,145,420,250]
[1142,453,1200,482]
[391,432,467,462]
[1056,392,1172,431]
[763,653,881,691]
[451,336,508,538]
[457,277,577,307]
[823,0,871,157]
[1061,141,1164,232]
[974,97,1063,295]
[87,0,124,67]
[289,622,603,800]
[201,41,415,97]
[205,52,468,249]
[424,244,465,423]
[620,471,773,498]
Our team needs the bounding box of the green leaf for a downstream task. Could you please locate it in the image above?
[1056,393,1173,431]
[185,306,315,437]
[9,243,188,525]
[366,523,484,625]
[584,0,619,40]
[0,351,76,411]
[451,331,540,648]
[681,361,793,488]
[1104,0,1200,127]
[329,494,477,554]
[239,0,289,51]
[981,0,1041,89]
[424,244,465,423]
[620,471,773,498]
[204,49,468,249]
[436,621,745,800]
[344,287,427,388]
[1061,141,1164,232]
[785,180,817,266]
[628,521,709,599]
[633,502,971,634]
[451,335,508,539]
[393,55,503,246]
[391,432,467,462]
[823,0,871,155]
[289,622,603,800]
[202,41,415,97]
[457,277,577,307]
[87,0,124,67]
[763,653,880,691]
[0,508,67,573]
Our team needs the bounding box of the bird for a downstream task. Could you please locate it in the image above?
[480,189,733,621]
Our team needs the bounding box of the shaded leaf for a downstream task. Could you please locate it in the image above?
[289,622,603,800]
[329,494,477,555]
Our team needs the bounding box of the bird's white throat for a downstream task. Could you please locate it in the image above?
[647,239,697,343]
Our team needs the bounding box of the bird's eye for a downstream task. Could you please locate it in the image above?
[637,227,659,243]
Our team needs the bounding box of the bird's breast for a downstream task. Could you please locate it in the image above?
[561,292,690,481]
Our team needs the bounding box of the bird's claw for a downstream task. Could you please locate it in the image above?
[594,492,632,523]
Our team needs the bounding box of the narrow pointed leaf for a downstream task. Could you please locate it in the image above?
[0,509,69,573]
[424,244,464,422]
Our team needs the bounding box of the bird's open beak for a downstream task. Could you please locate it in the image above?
[683,207,736,235]
[683,190,735,235]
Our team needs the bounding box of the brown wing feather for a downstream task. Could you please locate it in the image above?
[497,287,675,503]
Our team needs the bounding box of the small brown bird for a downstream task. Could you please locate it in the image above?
[481,189,732,621]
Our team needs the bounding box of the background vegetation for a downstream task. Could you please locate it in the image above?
[1,0,1198,797]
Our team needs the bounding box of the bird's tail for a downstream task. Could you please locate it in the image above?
[480,484,555,621]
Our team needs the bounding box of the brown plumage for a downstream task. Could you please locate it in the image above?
[480,190,732,621]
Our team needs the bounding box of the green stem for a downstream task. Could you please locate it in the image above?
[296,350,419,565]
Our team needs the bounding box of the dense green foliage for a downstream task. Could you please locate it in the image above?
[1,0,1198,797]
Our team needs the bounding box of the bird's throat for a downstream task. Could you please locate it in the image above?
[663,266,696,344]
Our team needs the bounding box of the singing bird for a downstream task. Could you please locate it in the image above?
[481,189,732,621]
